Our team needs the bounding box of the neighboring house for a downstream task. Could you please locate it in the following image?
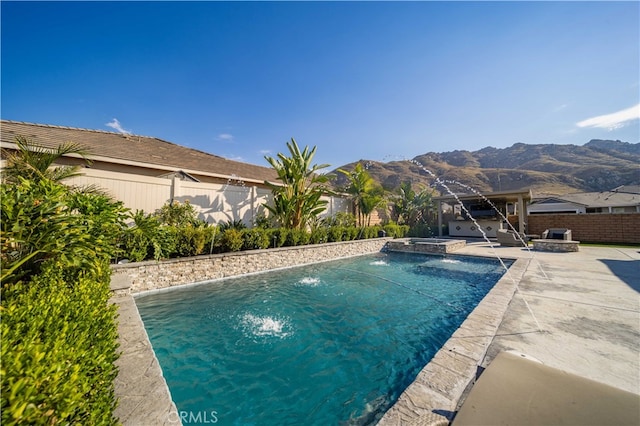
[529,186,640,215]
[0,120,349,224]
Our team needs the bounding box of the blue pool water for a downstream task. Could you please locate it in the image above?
[136,252,510,425]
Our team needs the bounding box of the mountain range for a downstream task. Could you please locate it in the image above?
[329,139,640,196]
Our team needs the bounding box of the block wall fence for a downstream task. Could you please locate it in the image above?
[526,213,640,244]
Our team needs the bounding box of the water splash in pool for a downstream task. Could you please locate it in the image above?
[239,313,292,339]
[296,277,321,286]
[370,260,388,266]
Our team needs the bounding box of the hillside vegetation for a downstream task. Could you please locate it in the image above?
[330,139,639,196]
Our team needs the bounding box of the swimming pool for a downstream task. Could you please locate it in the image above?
[136,252,510,425]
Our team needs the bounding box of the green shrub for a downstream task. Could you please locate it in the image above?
[383,223,409,238]
[271,228,288,248]
[218,219,247,232]
[1,148,122,425]
[309,227,328,244]
[1,265,119,425]
[284,229,301,246]
[323,212,357,227]
[327,226,345,242]
[154,199,201,227]
[253,214,272,229]
[0,178,127,284]
[243,228,271,250]
[296,229,311,246]
[407,224,436,238]
[220,228,244,252]
[202,226,221,254]
[170,225,208,257]
[120,211,175,262]
[362,226,380,239]
[344,226,359,241]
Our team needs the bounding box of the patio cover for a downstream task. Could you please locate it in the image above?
[433,189,532,238]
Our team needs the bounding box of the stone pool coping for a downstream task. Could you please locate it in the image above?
[111,294,180,426]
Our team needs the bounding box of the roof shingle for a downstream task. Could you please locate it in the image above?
[0,120,278,183]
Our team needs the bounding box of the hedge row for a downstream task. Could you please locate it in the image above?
[1,267,119,425]
[1,177,122,425]
[120,222,409,262]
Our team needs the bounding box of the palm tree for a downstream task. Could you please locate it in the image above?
[392,181,435,226]
[2,135,91,184]
[264,138,333,230]
[338,162,385,226]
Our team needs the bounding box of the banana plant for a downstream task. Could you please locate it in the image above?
[264,138,333,230]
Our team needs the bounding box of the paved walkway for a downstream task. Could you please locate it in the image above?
[462,242,640,395]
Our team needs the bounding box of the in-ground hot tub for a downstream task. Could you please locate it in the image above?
[386,238,466,254]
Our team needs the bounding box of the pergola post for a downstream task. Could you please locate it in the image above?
[437,200,443,237]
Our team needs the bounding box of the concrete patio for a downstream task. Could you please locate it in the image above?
[465,241,639,395]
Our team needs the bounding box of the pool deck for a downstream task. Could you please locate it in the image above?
[379,241,640,425]
[112,241,640,425]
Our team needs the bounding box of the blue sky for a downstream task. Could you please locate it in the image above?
[2,1,639,169]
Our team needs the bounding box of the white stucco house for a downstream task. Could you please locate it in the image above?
[528,186,640,215]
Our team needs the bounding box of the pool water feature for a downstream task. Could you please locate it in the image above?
[136,252,511,425]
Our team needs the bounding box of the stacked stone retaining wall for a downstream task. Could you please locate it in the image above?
[111,238,391,294]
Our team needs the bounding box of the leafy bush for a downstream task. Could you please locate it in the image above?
[270,228,288,248]
[344,226,359,241]
[1,266,119,425]
[218,219,247,232]
[243,228,271,250]
[309,227,328,244]
[383,223,409,238]
[408,224,437,238]
[154,199,202,227]
[253,214,272,229]
[1,175,122,425]
[0,178,127,284]
[203,226,222,254]
[284,228,301,246]
[327,226,345,242]
[120,211,175,262]
[170,225,208,257]
[220,228,244,252]
[296,228,311,246]
[361,226,380,239]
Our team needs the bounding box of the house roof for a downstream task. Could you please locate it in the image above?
[432,189,532,203]
[532,190,640,208]
[612,185,640,195]
[0,120,278,184]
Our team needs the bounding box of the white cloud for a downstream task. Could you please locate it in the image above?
[224,154,244,162]
[576,104,640,131]
[105,118,131,134]
[259,149,271,155]
[217,133,234,141]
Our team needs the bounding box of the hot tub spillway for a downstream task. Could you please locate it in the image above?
[386,238,467,254]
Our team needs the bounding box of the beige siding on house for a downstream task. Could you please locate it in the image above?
[177,180,271,225]
[67,168,172,213]
[65,168,349,225]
